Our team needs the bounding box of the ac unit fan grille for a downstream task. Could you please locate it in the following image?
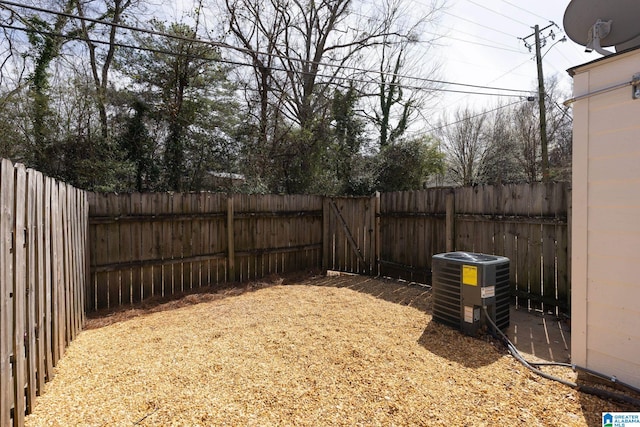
[494,263,510,330]
[432,260,462,328]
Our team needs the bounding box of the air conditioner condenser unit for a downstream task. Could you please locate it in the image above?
[432,251,510,336]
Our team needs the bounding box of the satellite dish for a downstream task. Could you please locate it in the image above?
[563,0,640,54]
[616,35,640,52]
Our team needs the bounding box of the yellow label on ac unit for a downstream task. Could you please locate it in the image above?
[462,265,478,286]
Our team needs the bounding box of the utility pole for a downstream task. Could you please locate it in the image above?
[521,22,558,183]
[534,25,550,182]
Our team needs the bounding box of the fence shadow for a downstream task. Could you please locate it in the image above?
[85,270,320,329]
[307,272,433,313]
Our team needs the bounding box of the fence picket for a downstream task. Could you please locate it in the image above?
[25,169,37,412]
[13,164,27,425]
[0,158,88,426]
[33,171,46,394]
[1,158,15,426]
[42,177,53,380]
[55,183,66,358]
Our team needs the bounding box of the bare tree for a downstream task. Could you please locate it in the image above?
[223,0,289,182]
[442,80,572,186]
[511,99,541,182]
[478,104,526,184]
[543,77,572,181]
[0,4,33,160]
[374,42,414,148]
[223,0,379,131]
[76,0,138,139]
[506,77,573,183]
[221,0,444,192]
[438,107,487,186]
[0,11,29,109]
[363,0,443,148]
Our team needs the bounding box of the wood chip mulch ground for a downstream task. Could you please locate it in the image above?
[25,273,638,426]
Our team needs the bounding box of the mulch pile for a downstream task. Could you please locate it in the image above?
[25,274,637,426]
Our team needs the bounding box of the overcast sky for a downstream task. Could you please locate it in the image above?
[421,0,600,125]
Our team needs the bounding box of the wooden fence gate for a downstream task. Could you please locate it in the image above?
[322,196,379,275]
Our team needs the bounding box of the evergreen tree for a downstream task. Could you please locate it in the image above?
[117,19,239,191]
[118,99,158,191]
[377,136,444,192]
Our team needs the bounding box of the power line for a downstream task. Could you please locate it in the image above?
[546,94,573,123]
[487,58,535,85]
[427,99,524,133]
[498,0,550,22]
[422,30,525,54]
[0,22,225,65]
[436,25,525,52]
[442,10,516,38]
[405,99,526,140]
[0,21,533,99]
[350,6,528,54]
[0,0,532,96]
[437,56,535,114]
[464,0,529,27]
[487,1,590,67]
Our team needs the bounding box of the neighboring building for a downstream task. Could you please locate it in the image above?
[568,47,640,388]
[204,171,245,192]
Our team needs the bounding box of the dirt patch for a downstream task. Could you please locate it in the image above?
[26,274,636,426]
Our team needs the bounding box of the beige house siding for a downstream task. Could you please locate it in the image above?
[570,48,640,388]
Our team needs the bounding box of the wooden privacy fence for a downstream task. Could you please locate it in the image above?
[89,182,571,313]
[0,159,87,427]
[87,193,323,311]
[377,183,571,312]
[453,183,570,311]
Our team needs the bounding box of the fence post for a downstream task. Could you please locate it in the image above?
[226,195,235,282]
[322,197,330,273]
[446,191,455,252]
[373,192,380,276]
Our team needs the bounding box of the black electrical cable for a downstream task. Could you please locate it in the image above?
[528,361,640,396]
[482,306,640,407]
